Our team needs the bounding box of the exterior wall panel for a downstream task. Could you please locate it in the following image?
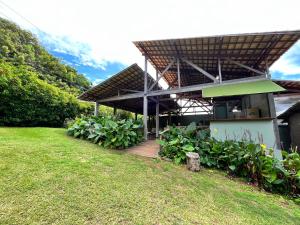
[289,113,300,149]
[210,120,281,158]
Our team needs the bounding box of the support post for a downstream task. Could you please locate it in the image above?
[155,99,159,138]
[135,113,138,120]
[143,56,148,141]
[218,58,222,83]
[265,59,271,79]
[94,102,99,116]
[113,106,117,115]
[168,112,171,126]
[177,58,181,88]
[267,93,282,159]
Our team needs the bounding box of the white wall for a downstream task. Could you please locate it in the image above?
[210,120,282,158]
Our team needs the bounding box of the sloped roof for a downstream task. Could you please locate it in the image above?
[273,79,300,94]
[78,64,178,114]
[134,30,300,88]
[278,101,300,120]
[78,63,160,102]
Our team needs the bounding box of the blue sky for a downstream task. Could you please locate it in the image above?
[35,31,126,85]
[36,29,300,85]
[47,50,125,85]
[271,41,300,80]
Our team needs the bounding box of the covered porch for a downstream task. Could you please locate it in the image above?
[79,30,300,156]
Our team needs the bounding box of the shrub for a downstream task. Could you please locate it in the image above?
[158,122,208,164]
[158,122,300,198]
[67,116,143,149]
[0,61,93,127]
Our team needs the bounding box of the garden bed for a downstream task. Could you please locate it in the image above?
[158,123,300,200]
[67,116,143,149]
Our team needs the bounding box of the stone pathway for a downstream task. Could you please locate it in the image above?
[126,140,159,158]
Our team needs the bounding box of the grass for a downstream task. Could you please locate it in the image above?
[0,127,299,225]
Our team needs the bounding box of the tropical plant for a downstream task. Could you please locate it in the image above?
[67,116,143,149]
[0,17,93,127]
[158,123,208,164]
[158,122,300,198]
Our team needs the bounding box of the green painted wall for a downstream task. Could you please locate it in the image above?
[210,120,282,158]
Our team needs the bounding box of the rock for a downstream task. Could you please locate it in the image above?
[161,156,172,162]
[186,152,200,172]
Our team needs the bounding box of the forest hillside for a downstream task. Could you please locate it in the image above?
[0,17,92,126]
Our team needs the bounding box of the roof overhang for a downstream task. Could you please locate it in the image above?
[273,79,300,95]
[78,31,300,115]
[134,30,300,88]
[278,101,300,120]
[202,80,285,98]
[78,64,179,114]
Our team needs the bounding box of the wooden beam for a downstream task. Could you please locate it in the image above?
[149,59,175,91]
[98,75,267,103]
[120,88,142,93]
[147,75,267,97]
[98,92,143,102]
[225,58,265,75]
[182,58,218,82]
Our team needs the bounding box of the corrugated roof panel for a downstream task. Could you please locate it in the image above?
[134,30,300,88]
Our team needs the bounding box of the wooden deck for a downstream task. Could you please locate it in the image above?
[125,140,160,158]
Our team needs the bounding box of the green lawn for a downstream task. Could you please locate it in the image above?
[0,128,299,225]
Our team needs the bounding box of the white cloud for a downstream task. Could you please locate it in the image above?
[35,31,108,70]
[270,41,300,76]
[2,0,300,78]
[92,78,104,86]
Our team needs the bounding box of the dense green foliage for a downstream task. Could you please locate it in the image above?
[97,105,136,120]
[67,116,143,149]
[0,61,92,126]
[158,123,203,164]
[0,18,90,95]
[159,123,300,199]
[0,18,93,126]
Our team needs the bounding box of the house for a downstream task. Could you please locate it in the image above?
[79,30,300,158]
[278,101,300,151]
